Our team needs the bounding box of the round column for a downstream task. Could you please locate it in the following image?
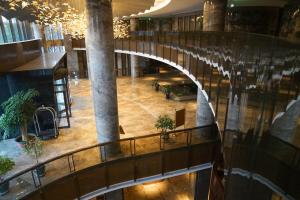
[203,0,227,31]
[63,34,79,74]
[130,18,142,78]
[86,0,120,144]
[196,88,214,127]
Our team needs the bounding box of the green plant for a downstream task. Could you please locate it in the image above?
[155,115,175,134]
[0,89,39,141]
[24,136,43,161]
[0,156,15,181]
[164,85,172,94]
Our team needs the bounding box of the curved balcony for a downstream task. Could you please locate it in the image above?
[1,125,219,200]
[112,31,300,199]
[2,31,300,200]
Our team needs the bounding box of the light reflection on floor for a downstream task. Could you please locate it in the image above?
[124,173,196,200]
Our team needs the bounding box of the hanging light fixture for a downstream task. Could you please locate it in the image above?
[113,17,130,39]
[7,0,130,39]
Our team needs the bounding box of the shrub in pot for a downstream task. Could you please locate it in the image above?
[0,156,15,196]
[163,85,172,99]
[0,89,39,143]
[24,136,45,177]
[155,115,175,140]
[152,81,160,91]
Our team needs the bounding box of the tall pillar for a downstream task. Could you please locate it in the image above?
[203,0,227,31]
[86,0,120,144]
[173,17,179,31]
[63,34,79,73]
[130,18,142,78]
[39,25,47,52]
[270,97,300,142]
[196,88,215,127]
[154,19,160,32]
[117,53,123,76]
[194,169,211,200]
[130,18,138,32]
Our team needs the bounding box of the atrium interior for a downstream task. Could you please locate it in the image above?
[0,0,299,200]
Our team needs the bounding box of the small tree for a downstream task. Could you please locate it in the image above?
[155,115,175,138]
[0,156,15,183]
[0,89,39,142]
[24,136,43,161]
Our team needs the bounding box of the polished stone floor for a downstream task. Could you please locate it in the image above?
[123,173,196,200]
[0,74,197,177]
[0,70,204,200]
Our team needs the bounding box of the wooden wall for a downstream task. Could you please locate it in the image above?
[0,39,41,72]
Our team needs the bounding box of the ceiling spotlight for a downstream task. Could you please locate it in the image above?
[230,4,235,8]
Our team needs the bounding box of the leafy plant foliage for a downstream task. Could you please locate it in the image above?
[155,115,175,133]
[0,156,15,178]
[0,89,39,139]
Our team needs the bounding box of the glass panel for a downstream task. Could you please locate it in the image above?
[11,18,20,41]
[18,20,25,41]
[2,16,13,42]
[31,22,40,39]
[0,26,4,44]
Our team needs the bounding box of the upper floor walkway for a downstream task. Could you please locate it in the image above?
[1,31,300,200]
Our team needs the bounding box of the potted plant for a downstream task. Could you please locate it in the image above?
[152,80,160,91]
[155,115,175,140]
[24,136,45,177]
[164,85,172,99]
[0,156,15,196]
[0,89,39,143]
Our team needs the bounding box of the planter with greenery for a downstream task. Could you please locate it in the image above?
[24,136,45,177]
[0,89,39,143]
[152,81,160,91]
[155,115,175,139]
[0,156,15,196]
[163,85,172,99]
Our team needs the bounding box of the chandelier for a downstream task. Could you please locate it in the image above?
[113,17,130,39]
[7,0,130,39]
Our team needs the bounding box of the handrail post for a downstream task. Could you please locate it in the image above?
[68,154,76,172]
[129,37,131,51]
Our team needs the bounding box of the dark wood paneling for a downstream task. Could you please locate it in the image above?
[0,39,41,72]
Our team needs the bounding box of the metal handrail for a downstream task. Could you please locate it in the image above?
[2,124,216,184]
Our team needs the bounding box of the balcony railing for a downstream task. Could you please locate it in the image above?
[113,31,300,145]
[224,130,300,200]
[1,124,220,200]
[72,31,300,200]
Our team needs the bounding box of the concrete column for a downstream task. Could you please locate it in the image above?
[131,55,141,77]
[63,34,79,73]
[130,18,141,78]
[154,19,160,32]
[203,0,227,31]
[86,0,120,144]
[194,169,211,200]
[161,19,172,32]
[173,17,179,31]
[130,18,138,32]
[105,190,124,199]
[117,53,122,76]
[270,97,300,142]
[39,25,47,52]
[196,88,215,127]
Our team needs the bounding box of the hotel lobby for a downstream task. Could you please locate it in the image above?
[0,0,299,200]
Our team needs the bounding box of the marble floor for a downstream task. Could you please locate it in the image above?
[123,173,196,200]
[0,73,198,184]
